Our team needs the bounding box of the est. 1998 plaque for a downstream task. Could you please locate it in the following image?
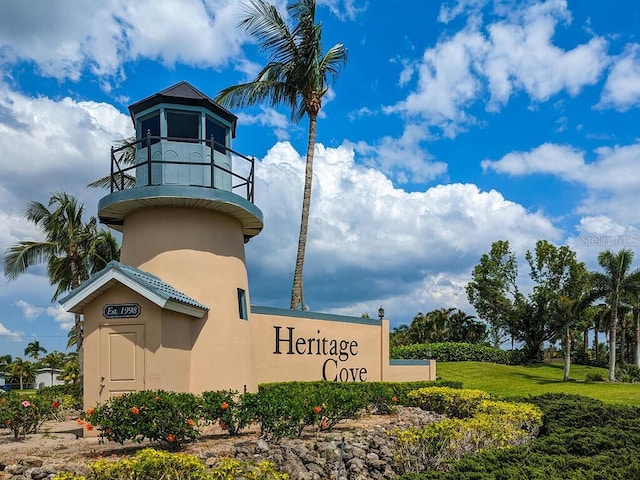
[103,303,141,319]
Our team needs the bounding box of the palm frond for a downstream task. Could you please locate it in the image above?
[88,173,136,190]
[242,0,298,63]
[320,43,348,80]
[3,241,57,279]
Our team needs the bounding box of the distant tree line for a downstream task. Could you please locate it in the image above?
[390,240,640,383]
[390,307,487,349]
[0,341,79,390]
[466,239,640,382]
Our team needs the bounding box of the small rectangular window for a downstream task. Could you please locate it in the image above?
[139,112,160,147]
[237,288,248,320]
[167,111,199,140]
[206,117,227,154]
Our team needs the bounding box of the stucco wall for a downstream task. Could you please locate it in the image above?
[82,284,197,409]
[250,307,435,384]
[119,206,257,393]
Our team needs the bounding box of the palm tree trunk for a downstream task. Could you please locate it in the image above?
[583,327,589,355]
[563,324,571,381]
[75,313,84,392]
[620,314,628,363]
[634,308,640,368]
[290,113,318,310]
[609,303,618,381]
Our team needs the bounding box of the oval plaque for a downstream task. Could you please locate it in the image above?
[103,303,141,319]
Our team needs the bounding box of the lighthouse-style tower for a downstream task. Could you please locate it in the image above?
[100,81,264,393]
[61,82,437,413]
[62,82,263,405]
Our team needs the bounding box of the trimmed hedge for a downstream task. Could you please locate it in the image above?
[407,387,490,418]
[80,380,464,446]
[398,393,640,479]
[391,342,526,365]
[394,398,543,474]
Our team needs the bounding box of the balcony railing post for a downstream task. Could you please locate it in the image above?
[110,146,115,193]
[210,134,215,189]
[249,157,255,202]
[146,129,152,186]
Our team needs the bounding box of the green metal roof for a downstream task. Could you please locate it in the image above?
[59,261,208,317]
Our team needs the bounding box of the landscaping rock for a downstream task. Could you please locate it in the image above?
[0,406,445,479]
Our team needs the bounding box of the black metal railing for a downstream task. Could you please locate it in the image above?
[109,132,255,203]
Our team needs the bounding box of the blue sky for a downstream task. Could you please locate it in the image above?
[1,0,640,359]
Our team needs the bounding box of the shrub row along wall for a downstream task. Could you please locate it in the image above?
[4,385,547,480]
[391,342,526,365]
[80,380,462,448]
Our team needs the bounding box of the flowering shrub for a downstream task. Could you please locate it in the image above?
[394,398,543,473]
[200,390,251,435]
[86,390,201,450]
[251,382,368,438]
[37,384,82,411]
[241,388,308,440]
[407,386,490,418]
[53,448,288,480]
[0,391,60,439]
[76,381,465,447]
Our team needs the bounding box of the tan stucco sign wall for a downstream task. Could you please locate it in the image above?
[251,310,383,384]
[251,308,435,385]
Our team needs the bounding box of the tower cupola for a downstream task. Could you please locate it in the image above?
[99,81,263,241]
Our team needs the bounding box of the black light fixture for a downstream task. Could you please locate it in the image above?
[378,306,385,320]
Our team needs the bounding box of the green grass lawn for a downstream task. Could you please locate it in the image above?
[436,361,640,406]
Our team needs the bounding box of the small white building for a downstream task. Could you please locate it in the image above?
[34,368,64,389]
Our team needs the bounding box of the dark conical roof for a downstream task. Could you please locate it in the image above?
[128,81,237,136]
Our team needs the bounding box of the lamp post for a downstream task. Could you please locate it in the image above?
[378,306,385,321]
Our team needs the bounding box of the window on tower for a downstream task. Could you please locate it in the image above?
[206,117,227,154]
[166,111,199,140]
[139,112,160,147]
[237,288,248,320]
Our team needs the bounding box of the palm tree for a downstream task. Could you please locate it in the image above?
[58,353,80,385]
[66,324,80,350]
[590,249,640,381]
[626,289,640,367]
[3,192,120,351]
[0,354,12,373]
[390,324,410,348]
[215,0,347,310]
[8,357,38,390]
[24,340,47,362]
[41,351,65,386]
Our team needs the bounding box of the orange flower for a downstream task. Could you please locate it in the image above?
[321,419,328,429]
[220,421,228,431]
[221,401,229,411]
[77,418,85,425]
[167,434,176,443]
[391,396,398,403]
[85,423,94,431]
[52,400,60,409]
[86,407,95,416]
[186,418,195,426]
[131,406,140,415]
[313,406,322,414]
